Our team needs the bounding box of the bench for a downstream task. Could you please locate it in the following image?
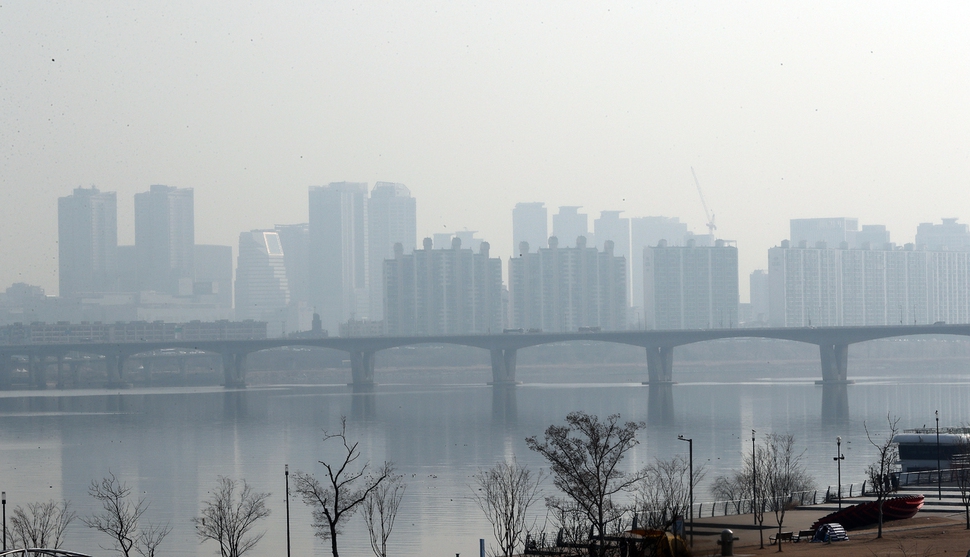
[769,532,794,544]
[794,530,815,542]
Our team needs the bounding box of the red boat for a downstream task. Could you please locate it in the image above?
[812,495,924,530]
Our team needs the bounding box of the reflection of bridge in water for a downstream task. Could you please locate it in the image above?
[1,324,963,422]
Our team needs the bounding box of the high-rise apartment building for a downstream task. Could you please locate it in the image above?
[915,218,970,251]
[790,217,858,249]
[512,202,547,255]
[630,216,690,314]
[134,185,195,295]
[58,187,118,297]
[308,182,368,332]
[368,183,416,321]
[749,269,770,325]
[643,240,739,329]
[235,230,290,335]
[508,236,627,332]
[552,206,588,248]
[768,241,970,327]
[594,211,631,309]
[384,237,503,335]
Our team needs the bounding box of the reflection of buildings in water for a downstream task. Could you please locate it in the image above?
[351,384,377,421]
[491,384,517,426]
[821,382,849,424]
[648,383,674,425]
[223,390,248,420]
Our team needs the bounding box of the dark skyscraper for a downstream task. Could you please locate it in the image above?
[308,182,368,333]
[58,186,118,297]
[134,184,195,294]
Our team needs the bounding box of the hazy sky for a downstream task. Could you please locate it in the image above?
[3,2,969,300]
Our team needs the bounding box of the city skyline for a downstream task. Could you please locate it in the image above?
[3,3,969,302]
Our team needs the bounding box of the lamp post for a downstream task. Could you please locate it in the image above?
[834,437,845,509]
[678,435,693,547]
[2,490,6,552]
[285,465,291,557]
[752,429,757,525]
[936,410,942,501]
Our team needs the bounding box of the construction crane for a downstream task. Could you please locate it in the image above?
[690,166,717,237]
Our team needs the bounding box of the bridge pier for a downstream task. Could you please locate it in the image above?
[819,344,849,382]
[56,353,66,389]
[0,353,9,389]
[222,352,247,388]
[29,353,47,389]
[490,348,518,385]
[645,345,674,384]
[349,351,376,387]
[105,353,130,388]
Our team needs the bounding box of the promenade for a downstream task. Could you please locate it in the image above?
[691,504,969,556]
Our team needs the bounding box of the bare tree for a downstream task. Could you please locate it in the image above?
[82,472,171,557]
[362,470,406,557]
[713,440,769,548]
[865,414,901,539]
[633,455,706,532]
[7,500,75,549]
[525,411,646,557]
[192,476,271,557]
[762,434,813,552]
[292,417,393,557]
[955,434,970,529]
[471,459,545,557]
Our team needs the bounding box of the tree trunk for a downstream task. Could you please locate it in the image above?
[877,500,884,538]
[330,523,339,557]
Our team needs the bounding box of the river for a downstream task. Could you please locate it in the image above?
[0,359,968,556]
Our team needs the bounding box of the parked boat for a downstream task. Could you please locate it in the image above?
[811,494,924,530]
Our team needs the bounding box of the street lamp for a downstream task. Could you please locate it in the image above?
[285,465,291,557]
[678,435,693,547]
[752,429,757,525]
[2,490,6,552]
[936,410,942,501]
[834,437,845,509]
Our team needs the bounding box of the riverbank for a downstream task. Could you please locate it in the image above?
[691,506,969,556]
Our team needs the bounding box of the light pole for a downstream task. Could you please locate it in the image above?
[2,490,6,552]
[285,465,291,557]
[678,435,693,547]
[752,429,757,525]
[936,410,942,500]
[834,437,845,509]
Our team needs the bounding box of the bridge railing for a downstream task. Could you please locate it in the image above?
[675,489,826,520]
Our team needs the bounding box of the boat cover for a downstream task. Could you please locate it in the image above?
[811,523,848,543]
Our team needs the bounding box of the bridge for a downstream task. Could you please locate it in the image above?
[0,323,966,390]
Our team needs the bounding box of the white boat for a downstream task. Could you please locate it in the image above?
[892,427,970,474]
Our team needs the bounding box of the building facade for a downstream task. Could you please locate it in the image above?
[384,237,503,335]
[235,230,290,335]
[134,184,195,295]
[643,240,739,330]
[769,241,970,327]
[512,202,548,255]
[552,207,589,249]
[58,187,118,298]
[367,183,416,321]
[308,182,369,332]
[508,236,627,332]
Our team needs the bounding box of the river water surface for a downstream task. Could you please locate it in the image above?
[1,360,969,556]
